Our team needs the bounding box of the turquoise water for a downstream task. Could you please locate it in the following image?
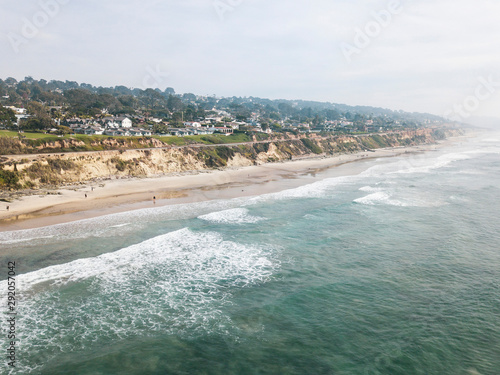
[1,133,500,374]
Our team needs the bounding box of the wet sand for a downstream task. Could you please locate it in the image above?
[0,142,451,232]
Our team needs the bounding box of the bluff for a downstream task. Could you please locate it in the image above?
[0,128,460,193]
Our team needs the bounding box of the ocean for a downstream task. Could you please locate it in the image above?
[1,132,499,375]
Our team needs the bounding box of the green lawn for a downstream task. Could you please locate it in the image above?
[154,132,252,146]
[0,130,254,148]
[0,130,62,139]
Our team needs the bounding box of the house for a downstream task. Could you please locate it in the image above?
[168,128,184,136]
[192,127,215,135]
[84,127,104,135]
[128,128,143,136]
[205,117,223,124]
[226,122,240,130]
[117,117,133,128]
[103,116,132,129]
[184,121,202,128]
[6,106,26,115]
[214,127,233,136]
[340,121,354,127]
[104,129,130,137]
[15,114,30,125]
[128,128,152,137]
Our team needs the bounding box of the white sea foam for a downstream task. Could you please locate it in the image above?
[359,186,382,192]
[303,214,319,220]
[247,175,356,203]
[3,228,279,372]
[354,191,443,207]
[0,146,477,249]
[389,153,472,175]
[198,208,265,224]
[18,228,277,291]
[464,147,500,155]
[354,191,392,206]
[0,199,245,247]
[109,223,130,228]
[1,235,55,245]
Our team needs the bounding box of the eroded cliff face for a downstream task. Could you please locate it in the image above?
[0,128,461,191]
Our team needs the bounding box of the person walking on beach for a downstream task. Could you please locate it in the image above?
[6,206,9,211]
[153,196,156,204]
[85,193,87,198]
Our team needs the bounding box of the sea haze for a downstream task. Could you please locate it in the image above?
[1,133,499,374]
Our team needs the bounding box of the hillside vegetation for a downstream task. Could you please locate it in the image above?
[0,128,459,193]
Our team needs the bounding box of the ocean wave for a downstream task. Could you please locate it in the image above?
[247,175,356,203]
[3,228,279,372]
[359,185,383,193]
[17,227,277,291]
[464,147,500,155]
[198,208,265,224]
[354,191,392,206]
[354,191,444,207]
[0,199,244,246]
[389,153,472,175]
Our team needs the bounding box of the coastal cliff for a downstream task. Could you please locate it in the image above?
[0,128,461,193]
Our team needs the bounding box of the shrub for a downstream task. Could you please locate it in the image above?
[24,162,61,185]
[110,157,130,172]
[301,138,323,154]
[47,158,77,171]
[0,170,21,189]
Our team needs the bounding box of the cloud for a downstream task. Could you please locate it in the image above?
[1,0,499,117]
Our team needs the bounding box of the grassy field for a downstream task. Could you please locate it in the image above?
[0,130,257,150]
[154,132,252,146]
[0,130,64,139]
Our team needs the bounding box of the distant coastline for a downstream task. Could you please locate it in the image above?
[0,128,467,231]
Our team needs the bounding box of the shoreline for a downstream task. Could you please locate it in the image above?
[0,138,463,232]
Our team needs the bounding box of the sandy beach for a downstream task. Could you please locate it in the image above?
[0,141,455,232]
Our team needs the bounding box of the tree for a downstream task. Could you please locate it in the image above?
[152,123,169,134]
[164,87,175,95]
[4,77,18,86]
[19,117,54,131]
[114,85,132,96]
[118,95,138,110]
[312,114,323,127]
[0,105,16,129]
[182,93,196,101]
[27,101,50,118]
[142,88,165,109]
[278,102,296,118]
[64,88,97,115]
[166,95,184,112]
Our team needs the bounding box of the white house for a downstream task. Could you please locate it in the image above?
[183,121,202,128]
[84,127,104,135]
[192,128,215,135]
[227,122,240,130]
[103,117,132,129]
[115,117,132,128]
[128,128,152,137]
[104,129,130,137]
[214,127,233,136]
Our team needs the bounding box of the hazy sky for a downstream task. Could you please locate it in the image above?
[2,0,500,119]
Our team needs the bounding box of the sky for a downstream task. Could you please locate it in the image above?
[1,0,500,121]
